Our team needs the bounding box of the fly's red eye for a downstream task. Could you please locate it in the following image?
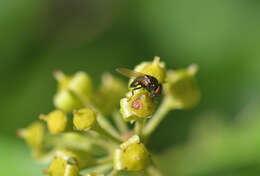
[154,86,161,95]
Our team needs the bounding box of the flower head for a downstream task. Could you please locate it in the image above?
[19,58,200,176]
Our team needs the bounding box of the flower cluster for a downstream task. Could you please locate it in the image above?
[18,57,200,176]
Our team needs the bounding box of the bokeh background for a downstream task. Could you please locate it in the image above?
[1,0,260,175]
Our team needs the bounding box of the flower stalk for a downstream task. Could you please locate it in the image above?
[142,97,174,140]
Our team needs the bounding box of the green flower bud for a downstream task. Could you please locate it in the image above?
[120,89,156,122]
[54,70,73,92]
[41,110,67,134]
[17,121,45,149]
[121,143,150,171]
[54,70,93,99]
[93,73,127,115]
[53,70,92,113]
[164,64,200,109]
[132,56,166,83]
[73,108,121,143]
[69,71,93,99]
[114,135,150,171]
[54,90,84,113]
[47,150,80,176]
[73,108,96,131]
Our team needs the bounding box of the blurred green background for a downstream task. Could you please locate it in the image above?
[1,0,260,175]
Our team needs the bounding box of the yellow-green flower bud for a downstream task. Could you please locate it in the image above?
[17,121,45,149]
[73,108,96,131]
[131,56,166,83]
[114,135,150,171]
[164,64,200,109]
[120,89,156,122]
[54,70,73,92]
[41,110,67,134]
[47,151,79,176]
[69,71,93,99]
[93,73,127,115]
[121,143,150,171]
[54,71,93,99]
[54,90,84,113]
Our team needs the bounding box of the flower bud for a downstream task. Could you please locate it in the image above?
[69,71,93,99]
[93,73,127,115]
[164,64,200,109]
[54,90,84,113]
[73,108,97,131]
[132,56,166,83]
[120,89,156,122]
[47,150,80,176]
[17,121,45,149]
[114,135,150,171]
[40,110,67,134]
[54,70,73,92]
[53,70,93,113]
[54,70,93,99]
[121,143,150,171]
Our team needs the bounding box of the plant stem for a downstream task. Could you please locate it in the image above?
[143,97,173,140]
[108,169,118,176]
[135,119,145,138]
[146,166,163,176]
[113,111,129,134]
[84,163,113,175]
[93,109,122,142]
[95,122,122,144]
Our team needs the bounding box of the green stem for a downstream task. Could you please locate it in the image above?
[81,132,116,151]
[96,116,123,143]
[146,166,163,176]
[83,163,113,174]
[113,111,129,134]
[143,97,173,141]
[94,109,122,142]
[108,169,118,176]
[135,119,145,138]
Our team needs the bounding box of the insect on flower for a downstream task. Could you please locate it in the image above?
[116,68,162,99]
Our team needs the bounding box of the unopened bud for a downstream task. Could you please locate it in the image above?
[113,135,150,171]
[17,121,44,149]
[54,90,84,113]
[93,73,127,115]
[164,64,200,109]
[73,108,96,131]
[132,56,166,83]
[41,110,67,134]
[69,71,93,99]
[47,151,79,176]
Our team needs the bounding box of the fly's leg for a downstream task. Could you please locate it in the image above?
[128,86,142,101]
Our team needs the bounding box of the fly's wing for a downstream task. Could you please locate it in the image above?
[116,68,145,78]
